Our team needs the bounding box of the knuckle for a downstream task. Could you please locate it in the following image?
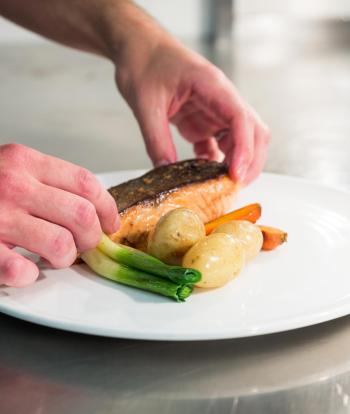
[247,109,271,143]
[50,230,76,267]
[81,230,102,252]
[106,195,118,221]
[101,196,119,233]
[115,68,132,97]
[0,143,28,165]
[75,200,97,228]
[0,210,14,238]
[76,168,101,200]
[242,108,251,122]
[0,171,32,201]
[135,89,152,115]
[1,257,24,285]
[0,171,13,197]
[212,67,227,84]
[262,125,271,143]
[203,63,227,83]
[2,257,38,287]
[2,258,20,281]
[235,108,250,125]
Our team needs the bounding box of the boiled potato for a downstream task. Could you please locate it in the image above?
[183,233,245,288]
[213,220,263,261]
[148,208,205,265]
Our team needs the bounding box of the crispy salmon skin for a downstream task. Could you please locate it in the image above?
[108,159,238,250]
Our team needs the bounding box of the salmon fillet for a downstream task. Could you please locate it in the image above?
[108,159,238,250]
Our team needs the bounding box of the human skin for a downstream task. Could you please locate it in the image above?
[0,0,270,287]
[0,144,120,286]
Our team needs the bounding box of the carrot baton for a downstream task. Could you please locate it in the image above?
[205,203,262,235]
[259,225,288,250]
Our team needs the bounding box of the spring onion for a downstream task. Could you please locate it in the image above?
[81,248,193,302]
[98,234,201,285]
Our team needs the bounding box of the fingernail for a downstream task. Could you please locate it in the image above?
[214,128,229,142]
[107,214,120,235]
[155,159,172,167]
[236,164,248,183]
[196,153,210,160]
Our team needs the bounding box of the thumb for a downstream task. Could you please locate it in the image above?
[136,103,177,167]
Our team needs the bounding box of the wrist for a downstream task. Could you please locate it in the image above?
[100,0,169,65]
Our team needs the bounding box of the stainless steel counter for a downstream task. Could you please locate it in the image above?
[1,18,350,414]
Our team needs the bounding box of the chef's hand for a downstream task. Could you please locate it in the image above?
[0,144,119,287]
[116,35,270,184]
[0,0,269,183]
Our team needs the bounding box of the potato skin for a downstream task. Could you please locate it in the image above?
[183,233,245,288]
[213,220,263,260]
[147,208,205,265]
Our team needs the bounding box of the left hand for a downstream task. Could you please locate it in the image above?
[116,35,270,185]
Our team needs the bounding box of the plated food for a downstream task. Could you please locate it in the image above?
[147,207,205,265]
[82,160,287,301]
[213,220,263,261]
[108,159,237,251]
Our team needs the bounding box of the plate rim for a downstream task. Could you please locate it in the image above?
[1,296,350,341]
[1,170,350,341]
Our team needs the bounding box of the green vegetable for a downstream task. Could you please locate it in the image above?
[81,249,193,302]
[98,234,201,285]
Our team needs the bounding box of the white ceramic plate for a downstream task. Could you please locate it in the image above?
[1,170,350,341]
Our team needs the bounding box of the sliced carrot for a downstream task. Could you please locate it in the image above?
[259,225,288,251]
[205,203,262,235]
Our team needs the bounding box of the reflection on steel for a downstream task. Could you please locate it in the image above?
[1,14,350,414]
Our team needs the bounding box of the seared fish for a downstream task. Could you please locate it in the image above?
[108,159,238,250]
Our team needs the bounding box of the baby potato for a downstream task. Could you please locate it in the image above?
[213,220,263,260]
[148,208,205,265]
[183,233,245,288]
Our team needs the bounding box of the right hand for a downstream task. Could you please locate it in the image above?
[0,144,119,287]
[116,31,270,185]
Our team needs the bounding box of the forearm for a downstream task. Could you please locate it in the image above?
[0,0,166,62]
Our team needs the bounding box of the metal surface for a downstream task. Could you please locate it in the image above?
[204,0,233,43]
[1,17,350,414]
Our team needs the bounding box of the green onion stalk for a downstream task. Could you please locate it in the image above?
[98,234,201,285]
[81,248,193,302]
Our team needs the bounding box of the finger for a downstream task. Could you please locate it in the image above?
[220,111,255,183]
[243,125,271,185]
[170,100,198,125]
[3,214,77,269]
[28,183,103,252]
[174,109,225,144]
[0,243,39,287]
[190,72,259,182]
[194,68,244,123]
[193,138,222,162]
[42,163,119,234]
[136,99,177,167]
[14,146,119,234]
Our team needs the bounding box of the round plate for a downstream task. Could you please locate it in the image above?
[1,171,350,341]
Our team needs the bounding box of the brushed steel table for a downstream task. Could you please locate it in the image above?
[1,18,350,414]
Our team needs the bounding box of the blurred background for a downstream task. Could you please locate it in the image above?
[0,0,349,188]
